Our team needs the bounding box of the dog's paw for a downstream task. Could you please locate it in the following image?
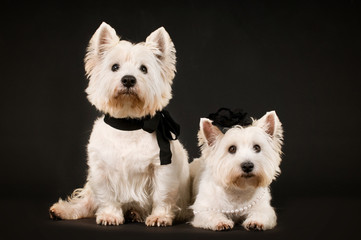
[49,205,62,220]
[145,215,173,227]
[243,212,276,231]
[49,203,77,220]
[213,220,234,231]
[125,209,144,223]
[243,220,264,231]
[96,212,124,226]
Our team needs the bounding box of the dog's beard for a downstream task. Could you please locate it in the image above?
[234,175,261,189]
[226,169,268,189]
[113,89,143,107]
[105,88,147,118]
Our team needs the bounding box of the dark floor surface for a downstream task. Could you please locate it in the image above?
[1,196,360,240]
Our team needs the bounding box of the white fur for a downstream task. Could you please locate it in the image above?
[50,22,190,227]
[190,111,283,231]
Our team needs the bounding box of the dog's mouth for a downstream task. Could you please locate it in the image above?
[117,89,138,97]
[241,173,255,179]
[112,89,141,101]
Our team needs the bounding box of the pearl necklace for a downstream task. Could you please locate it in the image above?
[193,189,267,215]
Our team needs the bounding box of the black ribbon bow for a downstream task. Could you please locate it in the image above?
[208,108,252,133]
[104,110,180,165]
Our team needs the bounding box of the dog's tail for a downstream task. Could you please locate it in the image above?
[49,184,96,220]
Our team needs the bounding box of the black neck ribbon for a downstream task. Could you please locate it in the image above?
[103,110,180,165]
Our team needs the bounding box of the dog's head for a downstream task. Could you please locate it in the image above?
[199,111,283,190]
[84,22,176,118]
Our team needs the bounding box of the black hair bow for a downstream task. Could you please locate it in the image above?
[208,108,252,133]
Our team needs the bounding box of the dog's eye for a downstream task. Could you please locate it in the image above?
[111,64,120,72]
[140,65,147,74]
[228,145,237,154]
[253,144,261,153]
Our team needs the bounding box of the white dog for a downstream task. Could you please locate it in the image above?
[49,22,190,227]
[190,110,283,231]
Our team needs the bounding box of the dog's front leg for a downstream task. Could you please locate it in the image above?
[191,211,234,231]
[242,201,277,231]
[95,203,124,226]
[88,169,125,226]
[145,165,178,227]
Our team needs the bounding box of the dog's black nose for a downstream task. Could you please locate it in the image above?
[121,75,137,88]
[241,161,254,173]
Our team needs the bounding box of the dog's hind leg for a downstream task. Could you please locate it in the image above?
[49,184,96,220]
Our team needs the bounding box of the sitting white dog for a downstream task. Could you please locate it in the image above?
[190,109,283,231]
[49,22,190,227]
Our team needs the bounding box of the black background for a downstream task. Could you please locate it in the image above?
[1,0,360,239]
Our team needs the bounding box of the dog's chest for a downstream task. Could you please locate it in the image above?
[88,118,160,172]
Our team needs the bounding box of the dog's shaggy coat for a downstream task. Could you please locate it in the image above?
[190,111,283,231]
[49,22,190,227]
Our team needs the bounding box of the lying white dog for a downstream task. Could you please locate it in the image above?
[190,109,283,231]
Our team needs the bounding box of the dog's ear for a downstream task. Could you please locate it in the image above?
[145,27,176,82]
[85,22,120,77]
[199,118,223,147]
[257,111,283,141]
